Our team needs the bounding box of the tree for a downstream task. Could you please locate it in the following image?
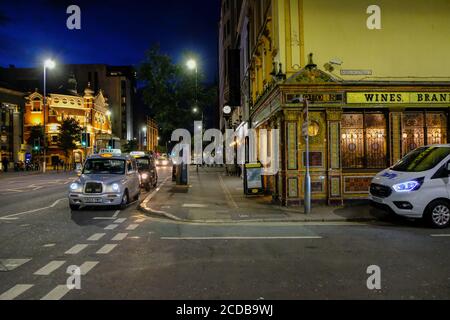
[122,140,138,153]
[138,44,217,146]
[26,125,45,155]
[58,118,83,163]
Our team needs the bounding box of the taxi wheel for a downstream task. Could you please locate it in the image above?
[145,184,151,192]
[120,191,129,210]
[426,200,450,228]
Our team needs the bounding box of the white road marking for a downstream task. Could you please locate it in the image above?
[105,224,118,230]
[141,176,170,206]
[0,259,31,271]
[79,261,99,275]
[93,217,116,220]
[96,244,117,254]
[43,243,56,248]
[65,244,89,255]
[111,233,128,241]
[182,203,208,208]
[0,198,67,220]
[161,236,323,240]
[87,233,106,241]
[126,224,139,230]
[0,284,34,300]
[41,285,72,300]
[218,174,238,209]
[34,261,66,276]
[112,210,120,218]
[431,234,450,237]
[135,218,145,223]
[114,218,126,224]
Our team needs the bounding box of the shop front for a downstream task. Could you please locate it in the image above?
[249,69,450,206]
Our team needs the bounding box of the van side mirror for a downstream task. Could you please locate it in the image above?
[76,169,82,177]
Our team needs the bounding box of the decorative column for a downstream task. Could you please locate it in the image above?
[390,111,402,165]
[326,108,343,205]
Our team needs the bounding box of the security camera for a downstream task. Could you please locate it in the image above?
[329,58,343,65]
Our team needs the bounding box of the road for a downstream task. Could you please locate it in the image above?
[0,167,449,300]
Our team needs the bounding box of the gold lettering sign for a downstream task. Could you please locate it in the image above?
[347,92,450,104]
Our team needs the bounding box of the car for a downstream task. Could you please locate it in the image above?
[130,151,158,191]
[156,155,171,166]
[369,144,450,228]
[68,152,141,211]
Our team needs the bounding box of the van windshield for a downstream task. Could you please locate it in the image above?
[391,146,450,172]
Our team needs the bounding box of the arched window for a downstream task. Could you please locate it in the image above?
[32,97,42,112]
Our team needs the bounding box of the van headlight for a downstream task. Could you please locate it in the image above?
[392,178,424,192]
[111,183,120,192]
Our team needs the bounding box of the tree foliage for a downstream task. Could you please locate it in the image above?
[138,44,216,145]
[58,118,83,158]
[26,125,45,154]
[122,140,138,153]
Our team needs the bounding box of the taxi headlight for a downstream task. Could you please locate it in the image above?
[70,183,79,191]
[112,183,120,192]
[392,178,424,193]
[141,173,148,179]
[162,160,168,166]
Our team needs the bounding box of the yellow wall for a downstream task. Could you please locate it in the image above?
[301,0,450,81]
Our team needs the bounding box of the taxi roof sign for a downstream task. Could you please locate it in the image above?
[99,148,121,155]
[130,151,146,158]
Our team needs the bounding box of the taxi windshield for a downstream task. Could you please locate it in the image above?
[136,158,150,170]
[83,159,126,175]
[391,147,450,172]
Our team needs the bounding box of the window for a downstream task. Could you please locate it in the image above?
[402,112,447,156]
[341,113,387,169]
[392,146,450,172]
[32,98,42,112]
[126,160,134,173]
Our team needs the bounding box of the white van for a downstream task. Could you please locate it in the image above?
[370,144,450,228]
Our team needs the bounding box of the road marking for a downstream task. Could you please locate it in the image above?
[218,174,238,209]
[6,189,24,193]
[41,285,72,300]
[96,244,117,254]
[79,261,99,275]
[105,224,119,230]
[141,176,170,206]
[114,218,126,224]
[0,259,31,271]
[43,243,56,248]
[161,236,323,240]
[87,233,106,241]
[0,284,34,300]
[112,210,120,218]
[126,224,139,230]
[182,203,208,208]
[34,261,66,276]
[0,198,67,220]
[93,217,116,220]
[431,234,450,237]
[65,244,89,255]
[135,218,145,223]
[112,233,128,241]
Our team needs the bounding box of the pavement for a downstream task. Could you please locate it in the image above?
[139,166,380,223]
[1,167,449,300]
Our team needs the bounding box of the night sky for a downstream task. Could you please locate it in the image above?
[0,0,220,82]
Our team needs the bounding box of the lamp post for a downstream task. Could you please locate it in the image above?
[302,98,311,214]
[42,59,55,173]
[141,126,147,151]
[106,110,112,150]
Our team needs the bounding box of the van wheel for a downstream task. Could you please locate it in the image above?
[120,191,129,210]
[425,200,450,228]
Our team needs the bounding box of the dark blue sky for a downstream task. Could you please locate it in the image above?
[0,0,220,81]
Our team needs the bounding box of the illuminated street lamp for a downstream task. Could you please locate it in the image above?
[42,59,55,173]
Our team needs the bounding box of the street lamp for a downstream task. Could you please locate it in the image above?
[42,59,55,173]
[106,110,112,150]
[140,126,147,151]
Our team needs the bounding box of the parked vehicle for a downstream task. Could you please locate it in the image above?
[156,155,171,167]
[130,151,158,191]
[68,152,140,210]
[369,144,450,228]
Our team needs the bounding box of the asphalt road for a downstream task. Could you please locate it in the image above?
[0,167,449,300]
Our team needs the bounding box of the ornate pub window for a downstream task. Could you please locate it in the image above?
[402,112,447,155]
[341,113,387,169]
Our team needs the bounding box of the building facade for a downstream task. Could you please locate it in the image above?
[146,117,159,153]
[0,86,24,168]
[220,0,450,206]
[24,79,112,167]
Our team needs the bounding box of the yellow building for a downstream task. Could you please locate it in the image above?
[146,117,159,153]
[24,81,112,167]
[221,0,450,205]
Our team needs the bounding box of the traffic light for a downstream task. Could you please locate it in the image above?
[33,138,40,151]
[81,133,90,147]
